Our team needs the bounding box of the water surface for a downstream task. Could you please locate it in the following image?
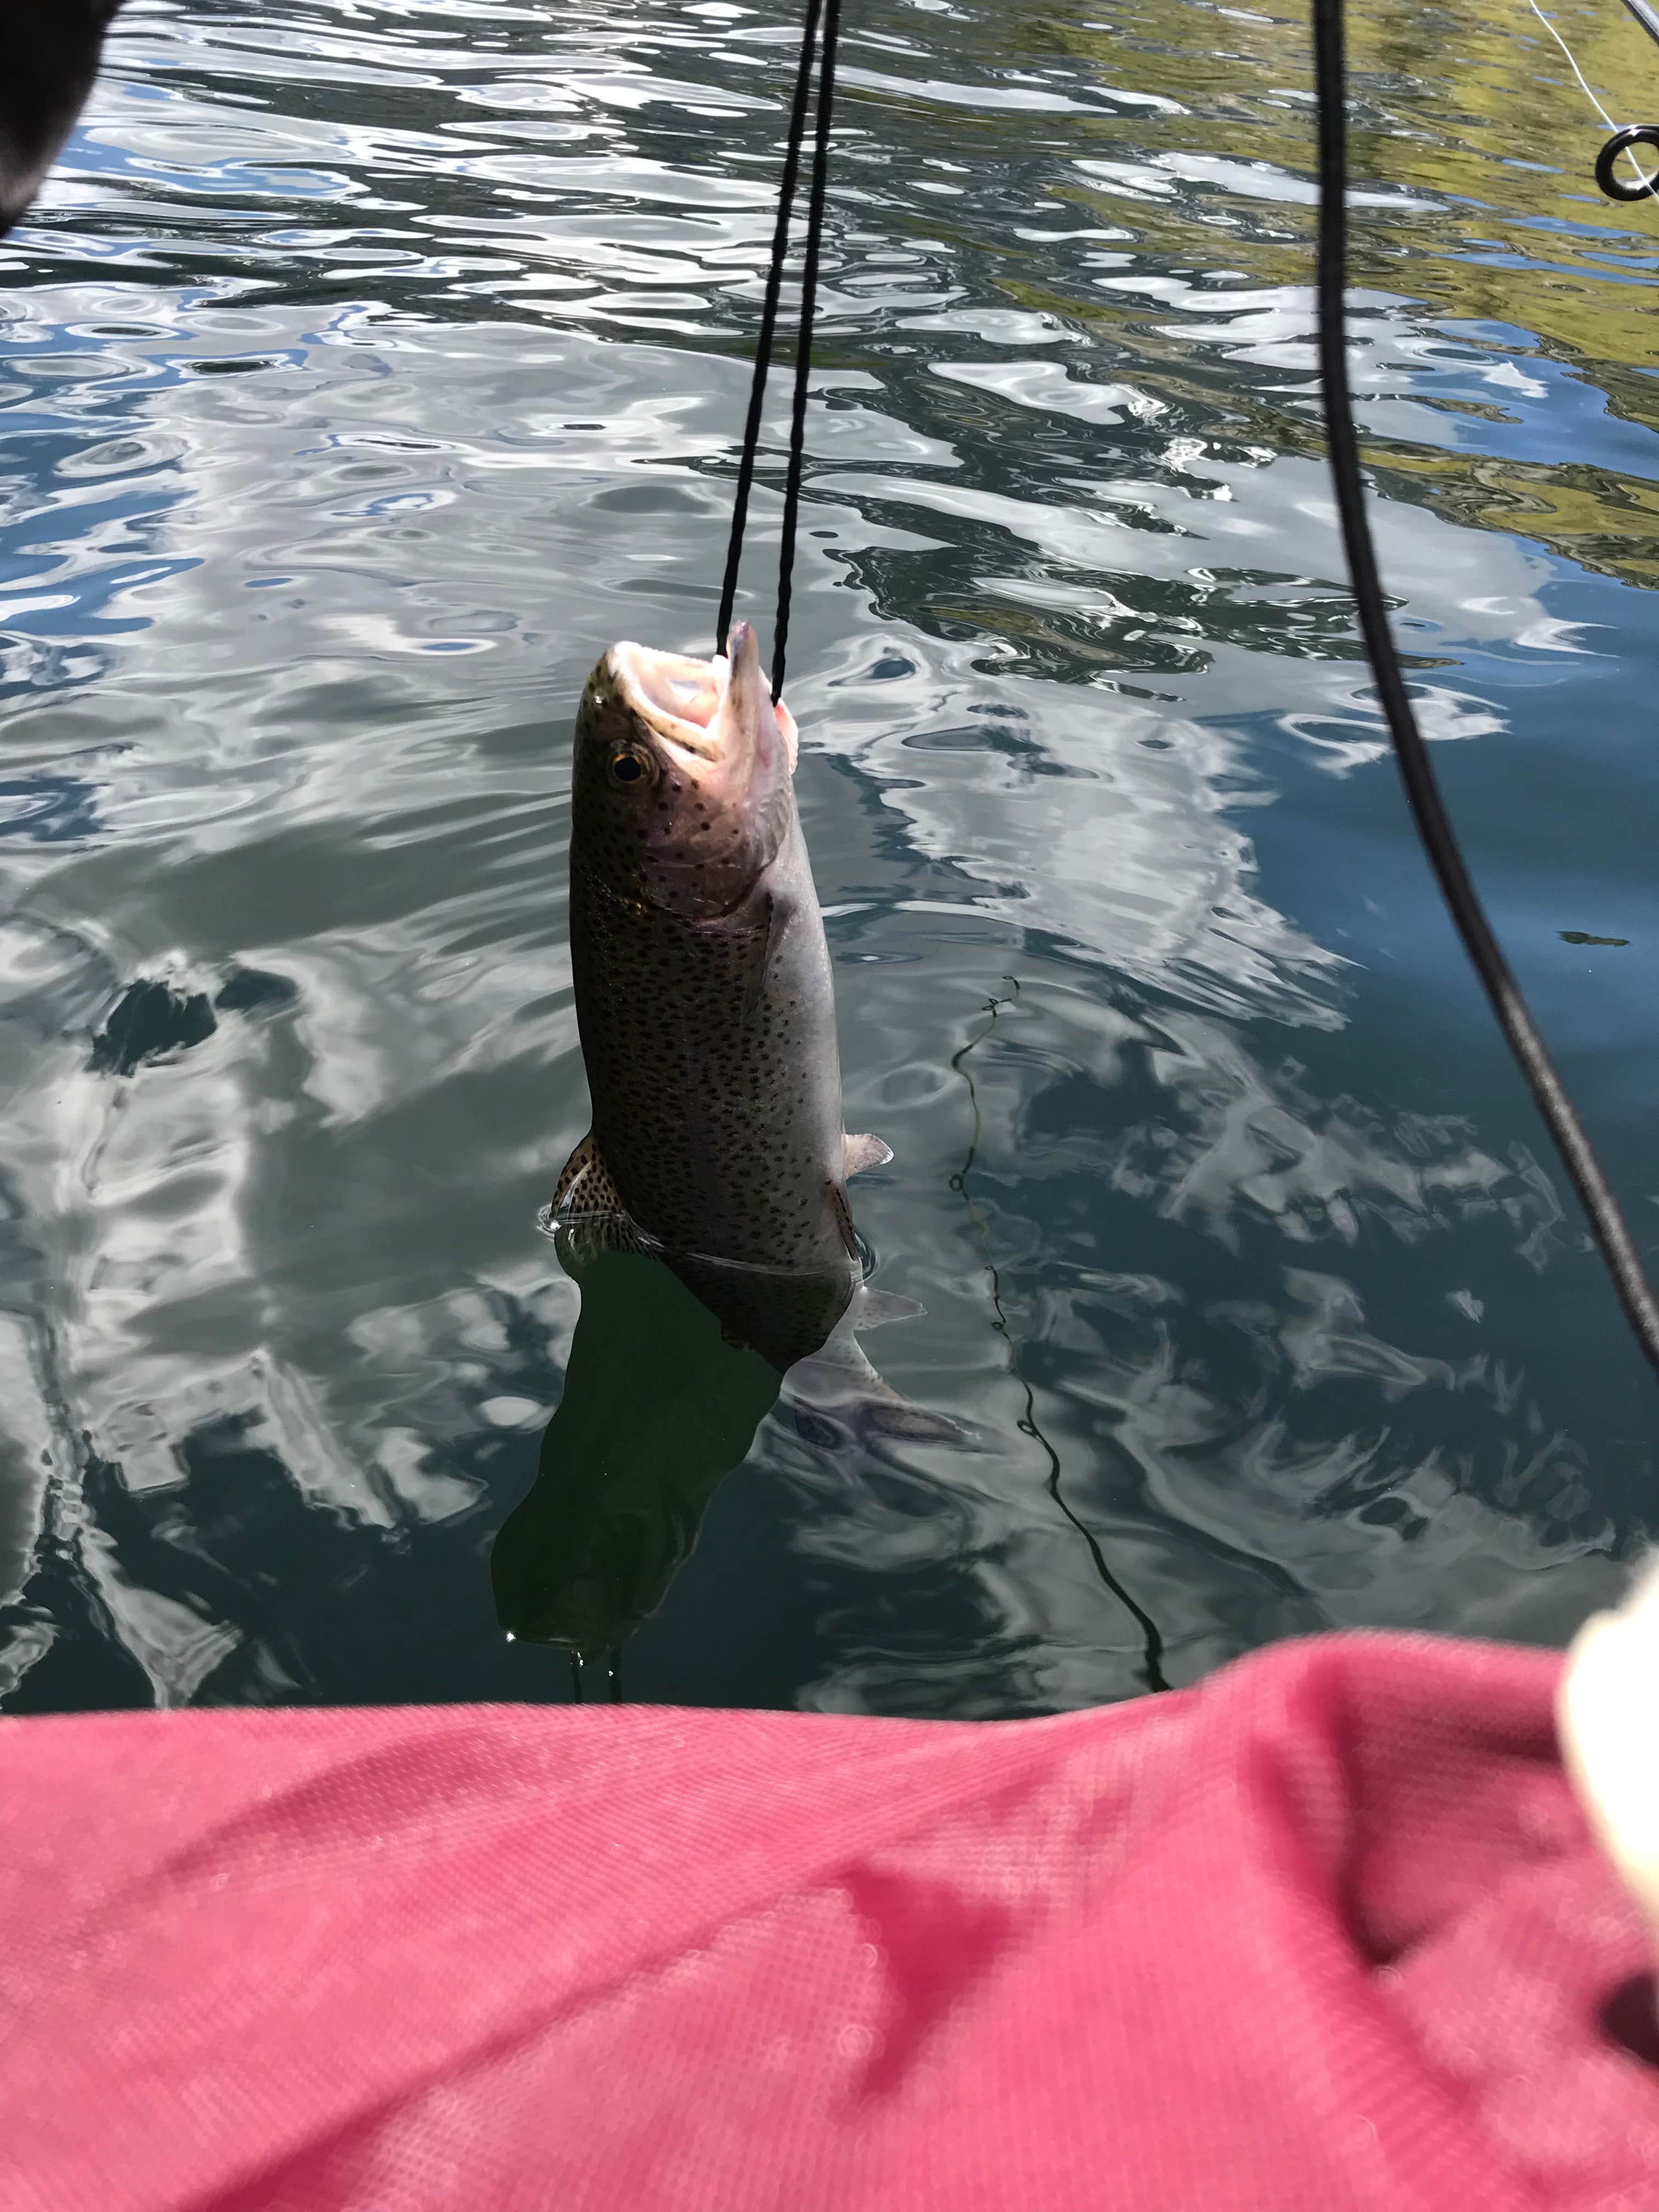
[2,0,1657,1716]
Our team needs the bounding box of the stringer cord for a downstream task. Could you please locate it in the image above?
[1521,0,1655,187]
[714,0,839,700]
[1312,0,1659,1381]
[714,0,824,665]
[771,0,839,701]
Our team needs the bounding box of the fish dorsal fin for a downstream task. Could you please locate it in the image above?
[552,1130,623,1216]
[844,1133,893,1177]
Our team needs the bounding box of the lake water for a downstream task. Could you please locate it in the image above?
[2,0,1656,1717]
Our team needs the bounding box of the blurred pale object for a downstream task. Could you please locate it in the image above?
[1558,1556,1659,1937]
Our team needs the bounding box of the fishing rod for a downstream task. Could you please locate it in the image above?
[1313,0,1659,1380]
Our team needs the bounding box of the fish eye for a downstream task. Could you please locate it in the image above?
[607,744,656,791]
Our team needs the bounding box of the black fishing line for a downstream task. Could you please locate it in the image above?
[1312,0,1659,1380]
[771,0,839,702]
[714,0,821,664]
[951,981,1169,1695]
[714,0,839,701]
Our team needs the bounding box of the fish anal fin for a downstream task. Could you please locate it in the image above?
[844,1133,893,1177]
[552,1131,623,1216]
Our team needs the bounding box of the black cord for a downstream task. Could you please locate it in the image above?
[1312,0,1659,1380]
[714,0,839,701]
[714,0,821,665]
[771,0,839,702]
[951,980,1170,1694]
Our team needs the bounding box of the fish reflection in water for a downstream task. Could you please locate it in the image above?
[489,1222,949,1675]
[490,1235,782,1673]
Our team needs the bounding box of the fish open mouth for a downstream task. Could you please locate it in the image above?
[610,622,799,770]
[611,644,725,760]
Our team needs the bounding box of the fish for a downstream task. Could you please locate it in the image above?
[556,618,957,1433]
[1,1,126,238]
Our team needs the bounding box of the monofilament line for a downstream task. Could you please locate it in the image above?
[1522,0,1655,188]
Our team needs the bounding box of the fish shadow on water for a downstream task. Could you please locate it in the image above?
[489,1224,968,1673]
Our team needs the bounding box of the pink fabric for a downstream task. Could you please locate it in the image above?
[2,1633,1656,2210]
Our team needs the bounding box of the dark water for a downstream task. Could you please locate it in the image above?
[2,0,1657,1717]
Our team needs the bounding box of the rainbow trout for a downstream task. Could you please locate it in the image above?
[555,619,895,1374]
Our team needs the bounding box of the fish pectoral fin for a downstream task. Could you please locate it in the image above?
[552,1130,623,1216]
[844,1133,893,1177]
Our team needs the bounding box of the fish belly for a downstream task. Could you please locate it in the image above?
[570,817,850,1278]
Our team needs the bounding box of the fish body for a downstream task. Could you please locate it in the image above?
[560,622,870,1372]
